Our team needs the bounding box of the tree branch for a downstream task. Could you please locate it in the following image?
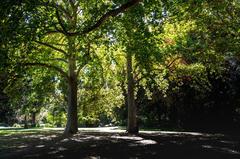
[166,56,183,68]
[69,0,142,36]
[56,9,69,35]
[39,0,141,36]
[34,40,67,56]
[49,58,68,63]
[22,62,69,80]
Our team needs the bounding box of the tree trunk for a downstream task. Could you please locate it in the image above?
[31,112,36,127]
[64,36,78,135]
[24,114,28,129]
[64,59,78,135]
[127,53,138,134]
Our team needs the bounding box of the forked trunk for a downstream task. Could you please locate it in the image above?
[127,53,138,134]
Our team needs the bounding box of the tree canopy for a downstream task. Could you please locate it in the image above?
[0,0,240,134]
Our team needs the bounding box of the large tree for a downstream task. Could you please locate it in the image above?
[1,0,141,134]
[112,0,164,134]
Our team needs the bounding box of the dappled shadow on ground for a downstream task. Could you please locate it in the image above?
[0,130,239,159]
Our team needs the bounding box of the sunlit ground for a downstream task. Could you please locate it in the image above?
[0,127,239,159]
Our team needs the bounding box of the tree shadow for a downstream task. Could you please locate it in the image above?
[0,130,239,159]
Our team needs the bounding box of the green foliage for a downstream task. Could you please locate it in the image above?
[78,86,124,126]
[46,111,67,127]
[0,0,240,131]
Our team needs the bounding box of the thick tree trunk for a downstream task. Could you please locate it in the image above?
[127,53,138,134]
[64,36,78,135]
[64,58,78,135]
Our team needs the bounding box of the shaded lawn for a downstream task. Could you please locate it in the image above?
[0,128,240,159]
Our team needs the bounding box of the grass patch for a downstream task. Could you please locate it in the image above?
[0,128,59,136]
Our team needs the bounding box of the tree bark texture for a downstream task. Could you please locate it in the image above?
[64,37,78,135]
[127,53,138,134]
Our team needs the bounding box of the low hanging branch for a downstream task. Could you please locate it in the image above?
[22,62,69,80]
[69,0,142,36]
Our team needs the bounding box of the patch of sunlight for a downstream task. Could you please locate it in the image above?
[110,135,157,146]
[110,135,143,141]
[135,139,157,145]
[220,147,240,155]
[17,145,28,148]
[43,127,64,131]
[84,156,101,159]
[72,135,103,142]
[141,131,222,137]
[61,138,70,142]
[220,140,236,144]
[40,134,57,140]
[23,134,45,139]
[90,144,97,147]
[202,145,213,149]
[78,127,125,133]
[35,145,45,148]
[202,145,240,154]
[3,134,12,137]
[58,147,67,151]
[48,150,59,154]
